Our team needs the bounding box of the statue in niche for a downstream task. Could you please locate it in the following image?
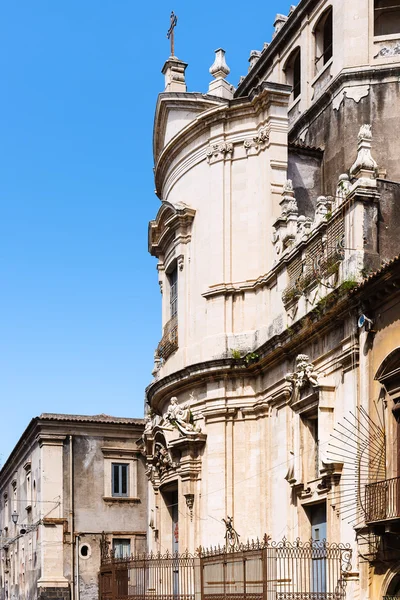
[286,354,319,391]
[166,396,202,436]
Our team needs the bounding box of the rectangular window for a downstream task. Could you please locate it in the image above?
[374,0,400,36]
[113,538,131,559]
[169,268,178,318]
[112,463,129,497]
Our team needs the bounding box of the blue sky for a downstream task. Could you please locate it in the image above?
[0,0,294,463]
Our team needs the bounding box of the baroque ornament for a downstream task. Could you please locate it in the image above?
[206,142,233,159]
[286,354,319,391]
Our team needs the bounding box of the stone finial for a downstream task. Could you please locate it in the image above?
[349,124,378,180]
[209,48,230,79]
[248,50,261,71]
[274,14,288,36]
[208,49,234,99]
[336,173,351,206]
[315,195,328,224]
[162,57,188,92]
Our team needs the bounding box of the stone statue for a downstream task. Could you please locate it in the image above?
[166,396,201,435]
[286,354,319,390]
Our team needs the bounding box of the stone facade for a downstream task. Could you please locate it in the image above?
[0,414,146,600]
[145,1,400,599]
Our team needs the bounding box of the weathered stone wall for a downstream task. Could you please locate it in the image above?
[377,179,400,263]
[288,146,323,216]
[291,80,400,209]
[37,586,70,600]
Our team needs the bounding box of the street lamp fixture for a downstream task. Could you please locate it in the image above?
[11,511,18,525]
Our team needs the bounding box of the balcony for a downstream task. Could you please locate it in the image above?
[365,476,400,524]
[156,316,178,361]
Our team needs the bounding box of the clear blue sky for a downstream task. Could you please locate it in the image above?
[0,0,294,463]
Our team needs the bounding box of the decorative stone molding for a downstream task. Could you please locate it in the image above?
[177,255,184,271]
[286,355,319,392]
[349,124,377,181]
[374,41,400,58]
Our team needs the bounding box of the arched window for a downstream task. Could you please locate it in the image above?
[314,7,333,73]
[374,0,400,36]
[284,48,301,101]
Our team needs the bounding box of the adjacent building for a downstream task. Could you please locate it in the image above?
[0,413,146,600]
[141,0,400,599]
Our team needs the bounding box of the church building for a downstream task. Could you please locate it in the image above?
[140,0,400,599]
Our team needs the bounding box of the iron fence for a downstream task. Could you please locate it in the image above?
[365,476,400,523]
[99,537,352,600]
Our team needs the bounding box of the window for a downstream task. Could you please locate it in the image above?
[284,48,301,101]
[112,463,129,497]
[306,503,327,593]
[314,8,333,72]
[113,538,131,559]
[374,0,400,35]
[169,267,178,318]
[302,412,319,480]
[24,465,32,509]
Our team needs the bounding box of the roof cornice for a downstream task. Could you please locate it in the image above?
[235,0,320,98]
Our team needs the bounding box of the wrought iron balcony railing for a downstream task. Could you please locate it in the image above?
[365,476,400,523]
[156,316,178,361]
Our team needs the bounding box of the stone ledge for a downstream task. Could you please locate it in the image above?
[102,496,141,504]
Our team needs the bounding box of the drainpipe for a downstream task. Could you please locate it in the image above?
[69,436,74,600]
[76,534,80,600]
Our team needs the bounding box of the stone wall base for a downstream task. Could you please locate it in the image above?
[37,587,71,600]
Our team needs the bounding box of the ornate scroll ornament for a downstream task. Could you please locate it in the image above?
[286,354,319,391]
[223,516,240,550]
[253,128,269,146]
[153,441,175,477]
[206,142,233,160]
[166,397,202,436]
[349,123,378,179]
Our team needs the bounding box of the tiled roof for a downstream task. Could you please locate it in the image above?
[39,413,144,426]
[289,141,323,153]
[350,255,400,293]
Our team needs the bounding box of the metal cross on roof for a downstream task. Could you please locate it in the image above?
[167,11,178,57]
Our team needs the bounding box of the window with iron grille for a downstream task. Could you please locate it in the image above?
[112,463,129,497]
